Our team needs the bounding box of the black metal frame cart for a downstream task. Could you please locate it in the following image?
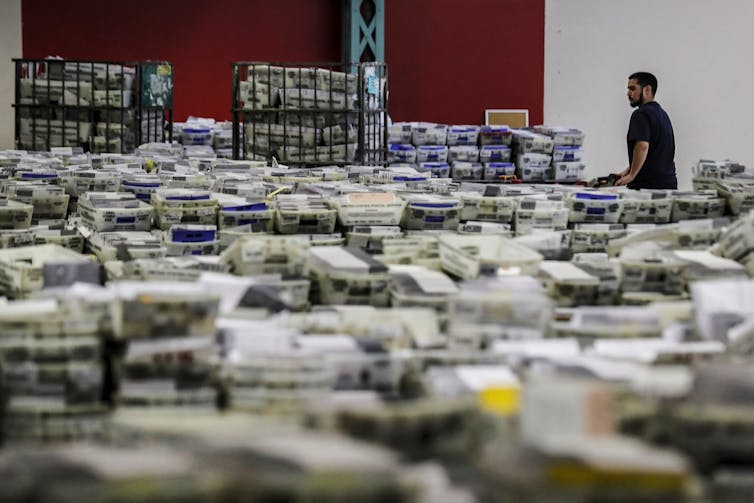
[13,58,174,154]
[231,61,387,166]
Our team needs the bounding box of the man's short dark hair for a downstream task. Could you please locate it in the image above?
[629,72,658,95]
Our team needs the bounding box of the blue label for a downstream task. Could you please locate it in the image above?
[124,182,161,188]
[224,202,267,211]
[165,194,211,201]
[575,193,617,200]
[172,229,216,242]
[411,202,456,209]
[21,172,58,179]
[393,176,427,182]
[367,75,378,95]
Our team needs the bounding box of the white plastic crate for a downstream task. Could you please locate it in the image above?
[552,146,584,162]
[448,146,479,163]
[120,176,163,203]
[516,152,552,169]
[483,162,516,181]
[533,126,585,146]
[511,130,555,153]
[538,260,600,307]
[387,122,413,144]
[151,188,219,231]
[438,234,543,280]
[517,165,549,182]
[717,213,754,262]
[216,194,274,231]
[457,221,512,235]
[451,161,484,181]
[412,123,448,146]
[446,125,480,146]
[570,223,627,253]
[670,190,725,222]
[478,125,512,146]
[180,126,213,146]
[401,194,462,231]
[66,169,121,197]
[388,144,417,164]
[274,195,337,234]
[4,182,69,221]
[551,161,586,182]
[87,231,166,263]
[77,192,154,232]
[567,191,623,224]
[619,190,673,224]
[334,192,406,226]
[514,197,569,235]
[389,264,459,313]
[308,246,391,306]
[458,192,516,223]
[0,199,34,230]
[620,255,687,295]
[345,225,402,252]
[714,180,754,215]
[416,145,449,163]
[479,145,511,163]
[418,162,450,179]
[164,224,219,257]
[0,244,99,298]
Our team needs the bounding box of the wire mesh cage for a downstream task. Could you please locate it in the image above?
[231,61,387,166]
[13,58,174,154]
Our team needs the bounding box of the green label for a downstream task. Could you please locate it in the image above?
[141,63,173,108]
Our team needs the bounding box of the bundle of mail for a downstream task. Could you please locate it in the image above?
[0,148,753,502]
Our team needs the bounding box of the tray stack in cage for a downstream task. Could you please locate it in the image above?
[241,64,358,164]
[236,62,386,165]
[14,59,173,154]
[17,61,136,152]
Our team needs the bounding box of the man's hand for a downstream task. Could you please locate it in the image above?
[615,173,635,186]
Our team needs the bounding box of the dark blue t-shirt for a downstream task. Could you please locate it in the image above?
[626,101,677,189]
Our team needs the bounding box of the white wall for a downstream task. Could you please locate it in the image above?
[0,0,22,149]
[545,0,754,189]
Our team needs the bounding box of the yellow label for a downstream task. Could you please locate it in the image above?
[479,387,520,415]
[157,64,172,76]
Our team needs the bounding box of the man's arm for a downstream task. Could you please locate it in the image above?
[616,141,649,186]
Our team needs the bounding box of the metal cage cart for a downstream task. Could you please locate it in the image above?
[13,58,174,154]
[231,61,387,166]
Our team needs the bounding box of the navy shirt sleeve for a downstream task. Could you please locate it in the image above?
[627,110,651,142]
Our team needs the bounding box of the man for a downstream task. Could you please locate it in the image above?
[616,72,677,189]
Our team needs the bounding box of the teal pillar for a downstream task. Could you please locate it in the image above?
[343,0,384,66]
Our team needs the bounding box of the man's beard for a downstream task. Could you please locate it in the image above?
[630,96,644,108]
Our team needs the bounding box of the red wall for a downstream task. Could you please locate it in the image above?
[22,0,342,121]
[22,0,544,125]
[386,0,545,125]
